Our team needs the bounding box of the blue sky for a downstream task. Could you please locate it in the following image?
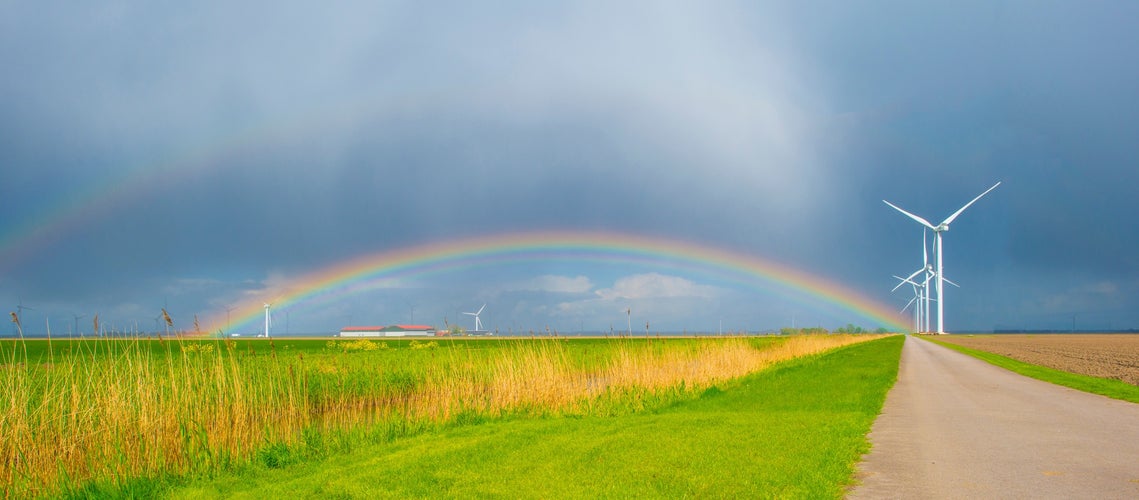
[2,1,1137,335]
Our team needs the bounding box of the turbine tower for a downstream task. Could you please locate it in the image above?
[263,303,272,338]
[884,181,1000,334]
[463,304,485,332]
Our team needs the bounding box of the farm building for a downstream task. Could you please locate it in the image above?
[338,325,436,337]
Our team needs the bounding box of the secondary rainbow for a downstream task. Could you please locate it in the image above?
[201,231,907,334]
[0,92,424,271]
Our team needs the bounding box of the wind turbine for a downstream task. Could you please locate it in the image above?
[17,297,34,316]
[884,182,1000,333]
[891,229,933,332]
[895,270,959,331]
[223,305,235,336]
[72,313,86,337]
[13,298,34,334]
[263,303,273,338]
[463,304,485,332]
[898,283,922,332]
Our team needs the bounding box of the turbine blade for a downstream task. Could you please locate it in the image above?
[941,181,1001,226]
[883,200,936,230]
[891,277,907,292]
[477,304,486,315]
[891,267,925,292]
[904,267,924,282]
[901,296,917,313]
[923,229,929,267]
[944,277,961,288]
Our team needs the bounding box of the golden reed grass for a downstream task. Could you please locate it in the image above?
[0,334,882,496]
[0,339,307,497]
[312,335,883,431]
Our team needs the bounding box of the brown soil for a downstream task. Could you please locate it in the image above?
[934,334,1139,386]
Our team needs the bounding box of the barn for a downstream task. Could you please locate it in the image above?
[338,325,436,337]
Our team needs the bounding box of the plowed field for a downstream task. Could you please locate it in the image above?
[934,334,1139,386]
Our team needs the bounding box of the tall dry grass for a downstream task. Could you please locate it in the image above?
[0,338,307,497]
[311,335,882,431]
[0,334,883,497]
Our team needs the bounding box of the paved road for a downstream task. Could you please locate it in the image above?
[849,335,1139,499]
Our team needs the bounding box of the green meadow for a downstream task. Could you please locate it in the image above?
[0,334,901,498]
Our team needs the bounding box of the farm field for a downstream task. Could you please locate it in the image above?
[0,334,890,497]
[933,334,1139,386]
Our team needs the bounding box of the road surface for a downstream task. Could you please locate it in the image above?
[849,335,1139,499]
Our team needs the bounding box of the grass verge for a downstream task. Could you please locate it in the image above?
[921,336,1139,404]
[168,335,904,499]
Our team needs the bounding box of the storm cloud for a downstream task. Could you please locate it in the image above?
[2,1,1137,334]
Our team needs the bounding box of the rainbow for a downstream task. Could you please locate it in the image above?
[0,94,413,271]
[201,231,907,334]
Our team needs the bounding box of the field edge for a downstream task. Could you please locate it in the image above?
[920,336,1139,404]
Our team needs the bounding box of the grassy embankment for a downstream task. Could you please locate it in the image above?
[0,334,889,497]
[921,336,1139,403]
[171,335,904,498]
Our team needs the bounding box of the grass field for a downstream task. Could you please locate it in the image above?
[167,335,904,498]
[162,337,906,500]
[0,334,889,497]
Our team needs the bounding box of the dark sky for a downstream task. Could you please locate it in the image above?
[2,1,1137,335]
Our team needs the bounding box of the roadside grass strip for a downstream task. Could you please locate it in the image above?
[922,336,1139,404]
[169,335,903,499]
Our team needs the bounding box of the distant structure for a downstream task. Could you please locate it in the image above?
[338,325,436,337]
[263,303,272,338]
[463,304,486,332]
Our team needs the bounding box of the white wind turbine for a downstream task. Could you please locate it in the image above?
[892,229,933,332]
[884,181,1000,334]
[263,302,273,338]
[895,263,960,332]
[898,280,923,332]
[463,304,485,332]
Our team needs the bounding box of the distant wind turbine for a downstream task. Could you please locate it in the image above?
[899,283,921,332]
[223,305,235,335]
[463,304,485,332]
[884,181,1000,333]
[892,229,933,333]
[72,313,86,337]
[14,297,34,331]
[15,298,33,321]
[263,303,273,338]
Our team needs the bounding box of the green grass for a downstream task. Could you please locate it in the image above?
[921,336,1139,404]
[168,335,904,499]
[9,334,837,497]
